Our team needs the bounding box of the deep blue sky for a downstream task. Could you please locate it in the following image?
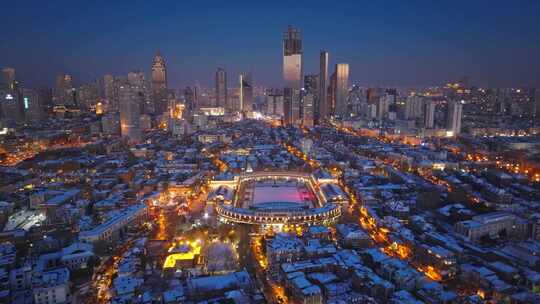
[1,0,539,89]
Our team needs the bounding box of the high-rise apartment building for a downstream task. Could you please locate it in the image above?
[377,94,394,120]
[423,100,436,129]
[318,51,329,121]
[239,72,253,113]
[215,67,228,109]
[334,63,349,117]
[446,101,463,136]
[405,95,424,120]
[283,26,303,89]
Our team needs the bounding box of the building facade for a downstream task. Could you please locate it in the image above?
[239,72,253,113]
[319,51,329,121]
[334,63,349,117]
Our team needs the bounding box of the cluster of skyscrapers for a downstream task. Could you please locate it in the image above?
[7,25,540,142]
[278,25,351,126]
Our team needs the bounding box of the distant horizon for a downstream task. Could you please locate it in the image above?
[2,0,540,89]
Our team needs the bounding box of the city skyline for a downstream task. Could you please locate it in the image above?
[2,2,540,303]
[1,1,540,89]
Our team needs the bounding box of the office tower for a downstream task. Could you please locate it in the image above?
[2,67,16,90]
[119,82,142,143]
[283,88,300,125]
[405,95,424,120]
[334,63,349,117]
[215,67,228,109]
[54,74,74,106]
[423,100,436,129]
[446,101,463,136]
[319,51,329,121]
[239,72,253,113]
[21,88,43,122]
[328,72,337,116]
[283,25,303,89]
[151,51,167,90]
[302,93,315,127]
[151,52,168,114]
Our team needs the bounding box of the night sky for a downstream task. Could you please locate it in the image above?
[1,0,540,89]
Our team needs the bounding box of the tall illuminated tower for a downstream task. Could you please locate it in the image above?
[151,51,167,91]
[283,25,303,89]
[334,63,349,116]
[239,72,253,113]
[318,51,329,121]
[215,67,228,109]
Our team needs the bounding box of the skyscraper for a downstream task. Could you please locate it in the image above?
[151,51,167,91]
[283,25,303,89]
[119,82,142,143]
[283,88,301,125]
[318,51,329,121]
[184,86,196,117]
[446,101,463,136]
[21,88,43,123]
[215,67,228,109]
[2,67,16,90]
[239,72,253,113]
[329,72,337,116]
[334,63,350,117]
[302,93,315,127]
